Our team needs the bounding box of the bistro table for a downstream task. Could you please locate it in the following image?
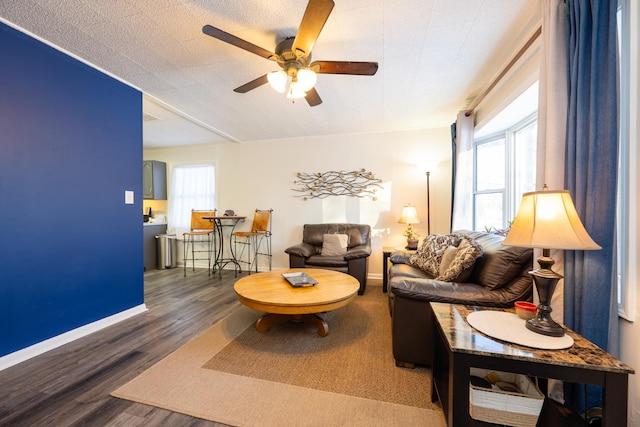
[203,215,245,277]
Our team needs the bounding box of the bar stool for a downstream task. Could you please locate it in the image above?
[232,209,272,274]
[183,209,216,276]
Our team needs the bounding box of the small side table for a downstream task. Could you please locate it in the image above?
[382,246,415,293]
[430,302,634,426]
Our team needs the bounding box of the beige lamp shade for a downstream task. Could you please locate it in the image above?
[503,189,601,250]
[398,204,420,224]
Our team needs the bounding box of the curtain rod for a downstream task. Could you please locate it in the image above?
[465,26,542,117]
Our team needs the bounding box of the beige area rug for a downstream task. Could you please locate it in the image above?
[112,290,446,427]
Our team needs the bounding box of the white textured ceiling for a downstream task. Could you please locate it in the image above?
[0,0,540,147]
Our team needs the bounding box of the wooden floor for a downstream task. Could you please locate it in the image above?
[0,267,246,426]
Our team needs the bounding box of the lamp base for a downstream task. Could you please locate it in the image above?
[405,238,418,250]
[526,315,565,337]
[528,253,565,337]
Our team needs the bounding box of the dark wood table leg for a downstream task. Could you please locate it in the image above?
[431,312,444,404]
[431,365,439,404]
[382,251,391,293]
[449,353,471,426]
[602,371,628,426]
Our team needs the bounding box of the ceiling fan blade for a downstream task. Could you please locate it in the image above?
[311,60,378,75]
[233,74,269,93]
[305,87,322,106]
[292,0,335,57]
[203,25,275,60]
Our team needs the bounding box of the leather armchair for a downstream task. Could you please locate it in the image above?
[285,223,371,295]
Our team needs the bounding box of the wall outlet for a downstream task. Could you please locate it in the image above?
[125,190,134,204]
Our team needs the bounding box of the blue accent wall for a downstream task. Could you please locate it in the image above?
[0,22,143,357]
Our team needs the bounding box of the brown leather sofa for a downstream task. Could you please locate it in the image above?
[388,230,533,367]
[285,223,371,295]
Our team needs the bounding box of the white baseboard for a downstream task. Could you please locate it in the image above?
[368,273,383,282]
[0,304,147,371]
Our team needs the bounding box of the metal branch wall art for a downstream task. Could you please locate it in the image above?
[292,169,382,200]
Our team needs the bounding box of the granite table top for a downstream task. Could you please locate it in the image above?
[431,302,634,375]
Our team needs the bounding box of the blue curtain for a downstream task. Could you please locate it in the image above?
[563,0,619,412]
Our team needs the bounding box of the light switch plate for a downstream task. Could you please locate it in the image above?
[125,190,134,204]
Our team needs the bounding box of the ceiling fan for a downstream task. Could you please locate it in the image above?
[202,0,378,106]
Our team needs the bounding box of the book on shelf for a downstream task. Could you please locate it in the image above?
[282,272,318,287]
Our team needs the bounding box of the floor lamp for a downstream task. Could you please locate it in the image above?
[425,171,431,235]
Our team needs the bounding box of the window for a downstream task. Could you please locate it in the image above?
[616,0,633,320]
[474,138,505,230]
[473,114,537,232]
[169,164,215,233]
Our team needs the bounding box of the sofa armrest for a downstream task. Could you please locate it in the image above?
[390,250,412,264]
[344,244,371,260]
[391,278,494,303]
[284,243,316,258]
[390,273,532,308]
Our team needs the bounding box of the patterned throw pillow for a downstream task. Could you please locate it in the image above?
[408,234,461,276]
[436,236,483,282]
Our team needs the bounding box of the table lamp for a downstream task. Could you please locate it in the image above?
[502,186,601,337]
[398,204,421,250]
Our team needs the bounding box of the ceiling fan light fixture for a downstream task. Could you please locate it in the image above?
[204,0,378,106]
[286,81,308,99]
[296,68,317,92]
[267,70,287,93]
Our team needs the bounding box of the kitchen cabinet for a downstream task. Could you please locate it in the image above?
[144,223,167,271]
[143,160,167,200]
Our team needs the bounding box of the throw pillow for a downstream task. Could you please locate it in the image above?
[439,246,459,276]
[321,233,349,256]
[437,236,483,282]
[408,234,461,277]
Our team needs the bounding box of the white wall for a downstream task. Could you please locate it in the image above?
[144,127,452,283]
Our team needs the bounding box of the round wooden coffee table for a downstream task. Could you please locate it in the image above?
[233,268,359,336]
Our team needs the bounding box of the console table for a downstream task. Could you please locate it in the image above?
[430,302,634,426]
